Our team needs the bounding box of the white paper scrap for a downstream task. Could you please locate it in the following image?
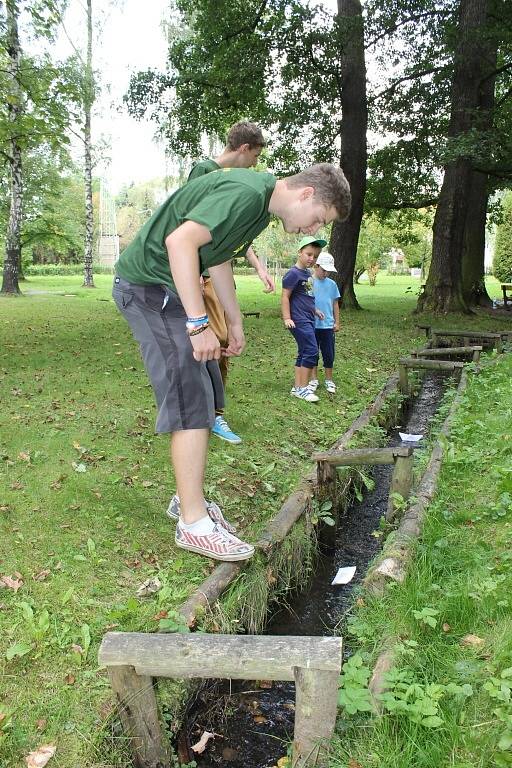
[399,432,423,442]
[331,566,356,585]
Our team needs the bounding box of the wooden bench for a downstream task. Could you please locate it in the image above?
[501,283,512,309]
[242,310,260,318]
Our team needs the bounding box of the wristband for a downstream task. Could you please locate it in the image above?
[186,314,208,324]
[188,322,210,337]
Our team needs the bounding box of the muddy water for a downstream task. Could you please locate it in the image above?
[181,371,452,767]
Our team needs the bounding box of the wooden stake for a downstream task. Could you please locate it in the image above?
[292,667,339,767]
[387,454,413,521]
[108,666,169,768]
[398,363,409,394]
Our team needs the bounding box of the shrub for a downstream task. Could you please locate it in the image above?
[23,263,115,276]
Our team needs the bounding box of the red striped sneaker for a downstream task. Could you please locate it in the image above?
[166,495,237,534]
[175,522,255,562]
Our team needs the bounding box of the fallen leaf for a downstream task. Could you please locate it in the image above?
[348,760,363,768]
[152,610,168,621]
[18,452,31,462]
[64,673,75,685]
[191,731,214,754]
[0,574,23,591]
[461,634,484,648]
[33,570,50,582]
[11,481,24,490]
[71,644,84,655]
[442,623,451,633]
[258,680,273,689]
[141,480,154,488]
[25,743,56,768]
[277,758,291,768]
[71,462,87,473]
[222,747,239,761]
[36,719,47,731]
[254,715,267,724]
[68,504,81,511]
[136,577,161,597]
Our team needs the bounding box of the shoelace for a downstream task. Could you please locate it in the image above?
[216,418,230,431]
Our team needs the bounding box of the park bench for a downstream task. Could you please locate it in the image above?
[501,283,512,309]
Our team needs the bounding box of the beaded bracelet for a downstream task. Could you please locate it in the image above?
[188,322,210,337]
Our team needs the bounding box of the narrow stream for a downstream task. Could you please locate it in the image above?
[179,371,454,767]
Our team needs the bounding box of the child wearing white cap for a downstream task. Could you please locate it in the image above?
[309,252,341,394]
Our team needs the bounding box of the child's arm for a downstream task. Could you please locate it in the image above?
[281,287,295,328]
[333,297,340,331]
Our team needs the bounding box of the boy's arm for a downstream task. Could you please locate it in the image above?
[165,221,220,363]
[281,287,295,328]
[245,246,275,293]
[208,261,245,357]
[333,297,340,331]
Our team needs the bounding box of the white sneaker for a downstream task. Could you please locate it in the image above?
[294,386,319,402]
[325,380,336,394]
[290,386,297,395]
[308,379,319,392]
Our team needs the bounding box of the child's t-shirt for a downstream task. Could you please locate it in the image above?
[313,277,341,329]
[282,266,315,322]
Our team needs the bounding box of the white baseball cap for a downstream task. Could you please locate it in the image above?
[315,252,337,272]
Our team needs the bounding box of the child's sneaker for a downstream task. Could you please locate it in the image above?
[294,386,319,402]
[175,522,254,562]
[325,380,336,394]
[290,386,297,395]
[166,495,237,534]
[211,415,242,444]
[308,379,319,392]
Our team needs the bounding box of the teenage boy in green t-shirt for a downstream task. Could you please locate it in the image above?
[188,121,273,446]
[114,163,351,562]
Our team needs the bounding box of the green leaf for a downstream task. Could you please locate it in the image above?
[6,641,32,660]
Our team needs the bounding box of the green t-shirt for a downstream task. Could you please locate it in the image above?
[116,169,276,290]
[187,159,221,181]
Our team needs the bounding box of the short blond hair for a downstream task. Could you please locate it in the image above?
[226,121,265,150]
[286,163,351,221]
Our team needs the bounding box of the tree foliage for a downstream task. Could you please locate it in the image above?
[494,192,512,282]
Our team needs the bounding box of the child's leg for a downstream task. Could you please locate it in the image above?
[319,329,336,386]
[291,323,318,387]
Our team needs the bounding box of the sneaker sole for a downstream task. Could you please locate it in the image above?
[211,432,242,444]
[175,540,255,561]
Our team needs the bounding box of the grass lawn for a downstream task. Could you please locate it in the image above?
[0,273,510,766]
[333,352,512,768]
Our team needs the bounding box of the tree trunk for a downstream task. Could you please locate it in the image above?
[461,36,497,308]
[1,0,23,296]
[83,0,95,288]
[329,0,367,310]
[417,0,489,313]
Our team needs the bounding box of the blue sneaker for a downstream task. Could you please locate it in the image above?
[211,415,242,444]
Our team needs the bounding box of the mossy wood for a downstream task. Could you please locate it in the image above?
[99,632,343,768]
[312,446,413,466]
[414,345,482,357]
[387,454,414,521]
[399,357,465,370]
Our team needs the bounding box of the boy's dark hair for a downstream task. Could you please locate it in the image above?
[226,121,266,150]
[286,164,351,222]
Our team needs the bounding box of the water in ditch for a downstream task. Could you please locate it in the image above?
[178,371,454,767]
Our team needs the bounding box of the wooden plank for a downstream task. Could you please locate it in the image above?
[415,346,482,357]
[399,357,465,371]
[311,446,413,466]
[430,329,501,339]
[293,668,340,767]
[108,666,170,768]
[99,633,342,681]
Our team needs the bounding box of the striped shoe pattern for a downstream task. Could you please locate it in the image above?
[166,495,237,534]
[175,522,254,562]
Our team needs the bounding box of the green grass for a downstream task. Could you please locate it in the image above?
[0,273,510,766]
[333,353,512,768]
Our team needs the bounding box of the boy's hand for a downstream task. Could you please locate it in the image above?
[190,327,221,362]
[222,323,245,357]
[334,323,340,332]
[315,309,325,320]
[284,319,295,329]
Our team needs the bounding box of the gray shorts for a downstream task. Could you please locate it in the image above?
[112,276,224,433]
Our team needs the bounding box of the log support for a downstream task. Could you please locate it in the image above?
[387,454,414,521]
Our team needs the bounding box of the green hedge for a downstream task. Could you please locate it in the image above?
[494,193,512,283]
[23,263,115,276]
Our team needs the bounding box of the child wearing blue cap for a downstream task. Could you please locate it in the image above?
[281,235,328,402]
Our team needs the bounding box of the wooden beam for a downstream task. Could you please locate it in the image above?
[311,447,413,466]
[398,363,409,394]
[399,357,465,371]
[430,329,501,340]
[387,454,414,522]
[108,666,170,768]
[414,345,482,357]
[99,633,342,682]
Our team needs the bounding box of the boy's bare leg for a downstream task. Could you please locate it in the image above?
[297,367,312,387]
[171,429,210,524]
[325,367,333,380]
[294,365,301,387]
[310,366,318,382]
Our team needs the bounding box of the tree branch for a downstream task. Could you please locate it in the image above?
[370,66,446,102]
[374,197,439,210]
[364,10,451,50]
[222,0,268,42]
